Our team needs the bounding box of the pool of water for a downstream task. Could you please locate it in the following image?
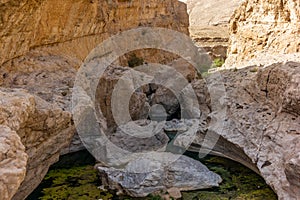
[27,150,277,200]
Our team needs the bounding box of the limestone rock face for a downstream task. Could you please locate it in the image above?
[0,125,27,200]
[205,62,300,200]
[0,0,188,66]
[98,152,222,197]
[0,0,189,111]
[225,0,300,67]
[186,0,242,59]
[95,120,170,167]
[0,88,74,200]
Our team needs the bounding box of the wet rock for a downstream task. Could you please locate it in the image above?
[98,152,222,197]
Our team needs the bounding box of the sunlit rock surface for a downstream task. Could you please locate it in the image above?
[225,0,300,68]
[186,0,242,60]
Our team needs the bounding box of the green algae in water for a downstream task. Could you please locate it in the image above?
[27,150,164,200]
[39,165,113,200]
[182,153,278,200]
[26,150,113,200]
[28,150,277,200]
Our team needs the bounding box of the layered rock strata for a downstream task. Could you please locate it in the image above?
[160,61,300,199]
[186,0,242,60]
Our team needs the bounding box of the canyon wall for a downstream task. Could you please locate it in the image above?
[1,0,299,199]
[187,0,242,60]
[0,0,189,199]
[225,0,300,67]
[0,0,188,66]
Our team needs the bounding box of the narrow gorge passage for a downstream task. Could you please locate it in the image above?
[1,0,299,200]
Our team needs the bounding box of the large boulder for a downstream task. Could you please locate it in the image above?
[109,120,169,154]
[97,63,199,130]
[94,120,170,166]
[98,152,222,197]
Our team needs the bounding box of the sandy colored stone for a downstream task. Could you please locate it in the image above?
[0,125,27,200]
[0,1,190,199]
[167,188,182,199]
[0,88,74,200]
[0,0,188,66]
[225,0,300,68]
[186,0,242,59]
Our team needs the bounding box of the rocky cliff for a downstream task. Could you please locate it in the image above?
[225,0,300,67]
[0,0,189,199]
[0,0,188,66]
[186,0,242,60]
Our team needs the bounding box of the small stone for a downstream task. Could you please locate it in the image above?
[167,188,182,199]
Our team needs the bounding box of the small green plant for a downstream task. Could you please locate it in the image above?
[212,58,225,68]
[128,54,144,68]
[201,72,209,78]
[250,67,259,73]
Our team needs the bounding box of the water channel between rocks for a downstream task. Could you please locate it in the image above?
[27,149,277,200]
